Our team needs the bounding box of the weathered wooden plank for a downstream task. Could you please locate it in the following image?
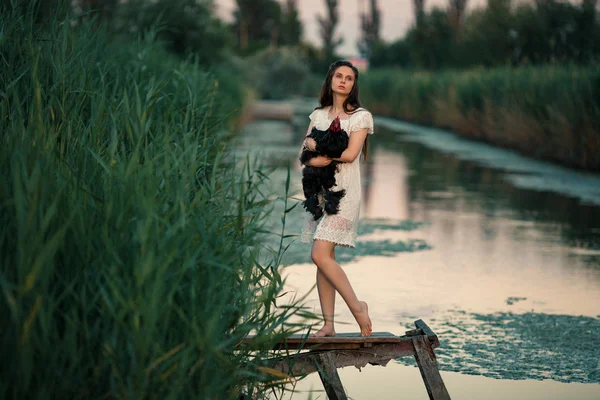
[250,101,294,121]
[412,335,451,400]
[242,329,441,351]
[242,331,405,351]
[315,352,347,400]
[268,342,415,376]
[414,319,440,348]
[310,332,397,338]
[273,342,363,351]
[244,331,399,343]
[269,335,409,351]
[405,328,424,337]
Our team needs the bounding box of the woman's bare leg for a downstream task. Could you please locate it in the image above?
[311,240,372,336]
[313,246,336,337]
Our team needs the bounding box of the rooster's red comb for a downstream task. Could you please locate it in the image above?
[329,116,341,132]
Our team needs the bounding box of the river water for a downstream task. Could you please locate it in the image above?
[236,100,600,400]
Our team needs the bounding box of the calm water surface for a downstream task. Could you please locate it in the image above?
[237,101,600,400]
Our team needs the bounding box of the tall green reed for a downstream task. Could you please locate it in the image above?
[1,2,310,398]
[361,65,600,170]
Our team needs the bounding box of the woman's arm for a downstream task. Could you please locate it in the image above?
[305,155,332,167]
[329,128,369,163]
[298,121,314,159]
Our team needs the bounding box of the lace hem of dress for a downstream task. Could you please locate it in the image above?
[301,215,358,248]
[300,231,356,248]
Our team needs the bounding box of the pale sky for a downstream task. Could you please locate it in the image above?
[215,0,486,56]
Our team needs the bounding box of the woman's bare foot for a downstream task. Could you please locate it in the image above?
[311,325,336,337]
[352,301,372,336]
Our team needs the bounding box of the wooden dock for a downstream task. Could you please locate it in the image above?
[249,100,294,122]
[243,319,451,400]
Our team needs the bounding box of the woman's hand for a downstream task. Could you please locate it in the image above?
[303,137,317,151]
[305,155,332,167]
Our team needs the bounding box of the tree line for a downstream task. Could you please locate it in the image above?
[5,0,380,73]
[371,0,600,69]
[8,0,597,72]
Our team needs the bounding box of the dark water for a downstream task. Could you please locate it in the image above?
[237,101,600,399]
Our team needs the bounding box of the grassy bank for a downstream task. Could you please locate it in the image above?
[0,4,303,399]
[361,66,600,171]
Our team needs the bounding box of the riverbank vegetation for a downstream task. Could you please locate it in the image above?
[356,0,600,171]
[360,65,600,171]
[227,0,600,171]
[0,1,307,398]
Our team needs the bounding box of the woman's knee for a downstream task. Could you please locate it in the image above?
[311,244,332,266]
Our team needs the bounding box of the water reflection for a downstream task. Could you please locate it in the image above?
[374,124,600,255]
[364,125,600,315]
[361,149,410,221]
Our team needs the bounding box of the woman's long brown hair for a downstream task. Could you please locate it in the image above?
[315,60,369,162]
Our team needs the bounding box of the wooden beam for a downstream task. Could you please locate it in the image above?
[250,101,294,121]
[414,319,440,348]
[242,331,415,351]
[412,334,451,400]
[315,352,347,400]
[267,342,415,376]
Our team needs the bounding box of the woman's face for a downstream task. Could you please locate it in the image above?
[330,66,355,97]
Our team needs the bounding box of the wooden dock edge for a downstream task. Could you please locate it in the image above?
[243,319,450,400]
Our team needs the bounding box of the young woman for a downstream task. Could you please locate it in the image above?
[300,60,374,337]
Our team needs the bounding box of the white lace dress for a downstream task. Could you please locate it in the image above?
[300,106,375,248]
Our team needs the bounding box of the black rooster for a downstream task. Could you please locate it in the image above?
[299,116,349,221]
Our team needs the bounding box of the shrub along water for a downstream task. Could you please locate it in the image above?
[0,3,306,398]
[361,66,600,171]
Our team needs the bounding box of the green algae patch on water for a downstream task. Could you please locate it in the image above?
[335,238,432,263]
[358,218,431,235]
[396,310,600,384]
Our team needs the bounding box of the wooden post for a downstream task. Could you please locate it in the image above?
[411,334,451,400]
[314,352,348,400]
